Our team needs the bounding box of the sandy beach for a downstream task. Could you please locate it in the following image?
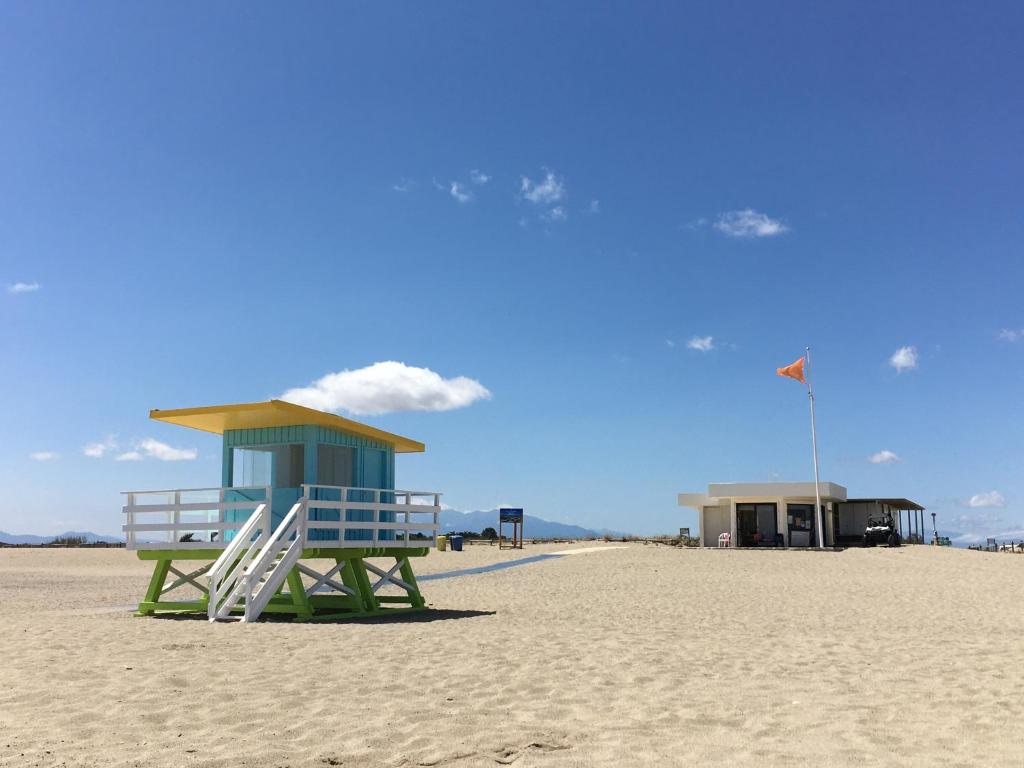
[1,543,1022,767]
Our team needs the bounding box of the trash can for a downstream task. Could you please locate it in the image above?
[449,535,463,552]
[437,535,447,551]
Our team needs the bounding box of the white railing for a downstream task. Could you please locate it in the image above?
[300,484,441,548]
[122,486,271,550]
[239,501,305,622]
[207,503,270,620]
[190,486,442,622]
[123,485,441,551]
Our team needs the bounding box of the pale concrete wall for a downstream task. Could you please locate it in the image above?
[839,501,881,536]
[702,506,729,547]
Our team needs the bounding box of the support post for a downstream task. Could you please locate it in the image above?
[398,556,425,609]
[286,567,313,619]
[806,346,825,548]
[351,558,380,613]
[138,558,172,615]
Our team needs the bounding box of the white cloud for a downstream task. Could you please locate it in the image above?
[449,182,473,204]
[589,200,600,213]
[687,335,714,352]
[868,450,899,464]
[469,170,490,185]
[543,206,567,222]
[665,339,676,348]
[83,435,118,458]
[968,490,1005,508]
[713,209,788,239]
[113,438,196,462]
[889,346,918,372]
[8,281,40,294]
[392,179,416,193]
[280,361,492,416]
[520,170,565,205]
[30,451,58,461]
[138,438,197,461]
[997,328,1023,342]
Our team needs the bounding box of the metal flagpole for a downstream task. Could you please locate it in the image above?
[806,346,825,548]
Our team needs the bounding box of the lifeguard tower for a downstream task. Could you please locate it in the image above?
[122,400,442,622]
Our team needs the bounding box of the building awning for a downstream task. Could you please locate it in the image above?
[149,400,425,453]
[845,498,924,511]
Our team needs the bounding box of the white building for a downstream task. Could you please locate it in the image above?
[677,481,926,548]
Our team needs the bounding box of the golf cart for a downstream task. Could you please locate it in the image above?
[862,511,901,547]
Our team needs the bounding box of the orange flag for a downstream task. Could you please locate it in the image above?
[776,356,806,384]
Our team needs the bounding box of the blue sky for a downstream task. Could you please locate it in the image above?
[2,3,1023,542]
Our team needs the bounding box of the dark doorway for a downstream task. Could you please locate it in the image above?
[736,503,778,546]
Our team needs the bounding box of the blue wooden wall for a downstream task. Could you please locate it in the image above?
[221,424,396,540]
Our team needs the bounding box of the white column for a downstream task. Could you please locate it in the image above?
[698,505,706,548]
[779,498,789,546]
[729,499,737,545]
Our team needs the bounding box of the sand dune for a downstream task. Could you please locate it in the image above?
[0,543,1021,767]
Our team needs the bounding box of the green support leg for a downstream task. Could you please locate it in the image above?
[285,567,314,619]
[398,556,425,608]
[336,557,368,612]
[137,558,172,616]
[351,558,380,613]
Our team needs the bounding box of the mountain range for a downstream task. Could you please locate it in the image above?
[439,508,623,539]
[0,530,124,545]
[0,510,622,546]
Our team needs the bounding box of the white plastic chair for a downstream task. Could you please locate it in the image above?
[718,532,731,548]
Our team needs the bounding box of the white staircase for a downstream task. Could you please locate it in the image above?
[207,502,304,622]
[201,486,442,622]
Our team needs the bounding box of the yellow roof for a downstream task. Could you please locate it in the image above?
[149,400,425,453]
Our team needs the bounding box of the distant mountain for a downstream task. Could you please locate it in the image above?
[0,530,124,545]
[439,509,626,539]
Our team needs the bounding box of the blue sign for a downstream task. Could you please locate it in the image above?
[499,507,524,522]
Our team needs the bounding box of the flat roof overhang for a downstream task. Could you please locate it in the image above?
[844,498,925,511]
[707,481,847,501]
[149,399,425,453]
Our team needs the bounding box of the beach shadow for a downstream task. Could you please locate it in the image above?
[147,608,496,624]
[320,608,497,625]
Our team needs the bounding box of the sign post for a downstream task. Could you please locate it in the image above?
[499,507,524,550]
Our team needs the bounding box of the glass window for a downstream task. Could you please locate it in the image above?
[232,448,272,487]
[317,444,355,486]
[271,444,304,488]
[232,444,304,488]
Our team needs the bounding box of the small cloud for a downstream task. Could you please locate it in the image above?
[968,490,1005,508]
[686,335,714,352]
[889,346,918,373]
[115,439,196,462]
[869,450,899,464]
[449,182,473,204]
[517,217,529,228]
[714,209,788,239]
[543,206,567,222]
[30,451,58,462]
[8,281,40,294]
[589,200,600,214]
[665,339,676,348]
[520,169,565,205]
[392,179,416,193]
[138,438,197,461]
[997,328,1023,342]
[83,436,118,458]
[280,361,491,416]
[469,169,490,185]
